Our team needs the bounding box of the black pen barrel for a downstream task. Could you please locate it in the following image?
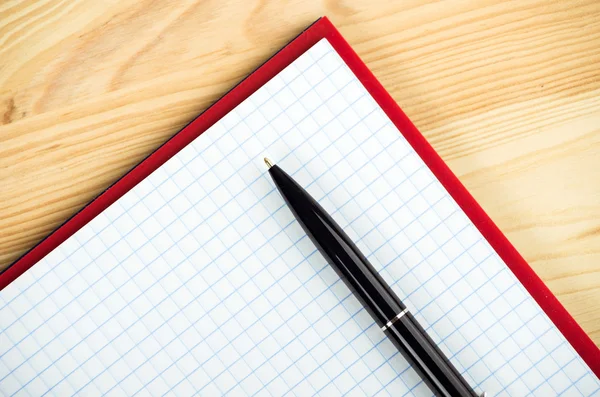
[268,163,480,397]
[268,164,405,326]
[385,312,478,396]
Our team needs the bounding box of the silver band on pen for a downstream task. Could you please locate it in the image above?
[381,308,409,331]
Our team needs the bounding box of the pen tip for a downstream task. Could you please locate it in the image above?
[264,157,274,168]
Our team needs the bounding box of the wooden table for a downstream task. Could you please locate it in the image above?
[1,1,599,345]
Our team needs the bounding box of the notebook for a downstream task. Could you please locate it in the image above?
[1,17,598,397]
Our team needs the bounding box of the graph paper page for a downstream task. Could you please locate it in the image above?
[1,39,598,397]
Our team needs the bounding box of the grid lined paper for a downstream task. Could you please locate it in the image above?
[1,39,598,397]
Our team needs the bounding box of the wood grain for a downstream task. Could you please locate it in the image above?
[1,0,599,344]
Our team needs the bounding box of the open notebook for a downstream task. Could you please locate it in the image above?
[1,18,598,397]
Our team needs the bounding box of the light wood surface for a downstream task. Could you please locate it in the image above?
[1,0,599,345]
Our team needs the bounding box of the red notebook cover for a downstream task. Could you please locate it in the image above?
[1,16,598,377]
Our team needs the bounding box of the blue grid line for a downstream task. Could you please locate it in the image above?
[129,236,317,396]
[256,293,371,396]
[4,165,516,396]
[444,256,528,391]
[135,139,430,395]
[342,340,413,397]
[492,317,572,396]
[378,156,508,393]
[88,136,403,396]
[313,307,438,397]
[304,195,516,387]
[461,296,532,372]
[38,210,296,395]
[70,232,154,396]
[498,337,563,395]
[62,118,404,396]
[164,145,382,394]
[408,260,508,373]
[224,285,359,396]
[182,165,437,395]
[566,373,592,397]
[506,285,567,394]
[528,343,573,395]
[303,50,414,397]
[251,197,469,396]
[584,383,600,396]
[441,293,531,390]
[117,137,426,396]
[313,234,486,397]
[424,215,518,392]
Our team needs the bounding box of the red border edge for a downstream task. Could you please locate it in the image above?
[2,16,598,376]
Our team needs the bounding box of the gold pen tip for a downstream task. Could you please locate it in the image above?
[264,157,273,168]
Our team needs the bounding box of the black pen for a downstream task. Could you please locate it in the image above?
[264,158,485,397]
